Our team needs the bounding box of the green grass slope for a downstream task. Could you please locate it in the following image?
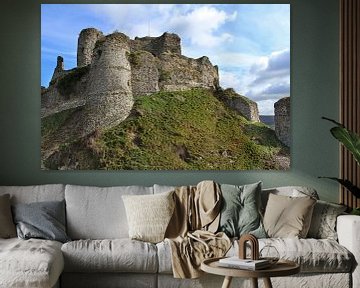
[42,88,289,170]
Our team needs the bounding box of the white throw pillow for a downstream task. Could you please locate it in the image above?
[122,191,175,243]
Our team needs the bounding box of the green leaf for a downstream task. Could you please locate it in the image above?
[322,117,360,165]
[318,177,360,198]
[330,127,360,165]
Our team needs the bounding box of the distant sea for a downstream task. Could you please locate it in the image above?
[260,115,275,130]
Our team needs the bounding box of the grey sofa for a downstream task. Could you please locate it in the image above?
[0,184,359,288]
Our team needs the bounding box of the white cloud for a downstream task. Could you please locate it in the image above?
[212,52,266,69]
[245,49,290,104]
[250,49,290,85]
[90,4,237,48]
[167,6,237,48]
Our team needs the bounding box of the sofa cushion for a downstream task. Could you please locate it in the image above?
[260,238,353,273]
[307,200,347,240]
[0,238,64,288]
[122,191,175,243]
[0,194,16,238]
[233,238,353,273]
[61,239,158,273]
[158,237,353,274]
[218,182,266,238]
[263,193,316,238]
[12,200,70,243]
[0,184,65,204]
[65,185,153,239]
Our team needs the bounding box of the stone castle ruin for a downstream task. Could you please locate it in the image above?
[42,28,223,137]
[41,28,289,147]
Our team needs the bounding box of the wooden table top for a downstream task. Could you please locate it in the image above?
[201,257,300,278]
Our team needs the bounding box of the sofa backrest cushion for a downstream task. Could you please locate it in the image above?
[0,185,65,204]
[153,184,176,194]
[65,185,153,239]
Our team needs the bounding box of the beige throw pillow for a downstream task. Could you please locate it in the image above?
[263,193,316,238]
[0,194,17,238]
[122,191,175,243]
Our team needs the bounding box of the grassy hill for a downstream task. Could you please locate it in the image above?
[42,88,289,170]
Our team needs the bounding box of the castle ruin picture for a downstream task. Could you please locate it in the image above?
[41,27,290,170]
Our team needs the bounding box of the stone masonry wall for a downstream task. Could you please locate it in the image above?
[129,51,160,97]
[219,88,260,122]
[157,53,219,92]
[274,97,290,147]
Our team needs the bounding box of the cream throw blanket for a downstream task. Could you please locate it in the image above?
[165,181,231,278]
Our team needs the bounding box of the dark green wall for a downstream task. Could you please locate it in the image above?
[0,0,340,202]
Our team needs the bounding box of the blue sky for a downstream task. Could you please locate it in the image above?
[41,4,290,115]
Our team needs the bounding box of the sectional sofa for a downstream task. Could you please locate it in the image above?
[0,183,359,288]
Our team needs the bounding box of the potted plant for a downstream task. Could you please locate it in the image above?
[320,117,360,215]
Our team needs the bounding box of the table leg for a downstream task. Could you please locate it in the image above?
[263,277,273,288]
[221,276,233,288]
[251,278,258,288]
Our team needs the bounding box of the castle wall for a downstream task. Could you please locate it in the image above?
[129,51,160,97]
[131,32,181,56]
[274,97,290,147]
[41,72,88,118]
[80,33,134,135]
[157,54,219,92]
[77,28,104,67]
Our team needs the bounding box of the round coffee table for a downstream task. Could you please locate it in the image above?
[201,257,300,288]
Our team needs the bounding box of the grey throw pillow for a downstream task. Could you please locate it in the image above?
[218,182,266,238]
[0,194,17,238]
[12,200,70,243]
[307,200,347,240]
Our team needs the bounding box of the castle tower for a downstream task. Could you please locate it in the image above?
[77,28,104,67]
[80,32,134,135]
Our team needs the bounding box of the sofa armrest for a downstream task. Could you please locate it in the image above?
[337,215,360,288]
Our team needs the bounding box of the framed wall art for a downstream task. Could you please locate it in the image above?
[41,4,290,170]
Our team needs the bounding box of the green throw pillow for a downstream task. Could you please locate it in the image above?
[218,182,266,238]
